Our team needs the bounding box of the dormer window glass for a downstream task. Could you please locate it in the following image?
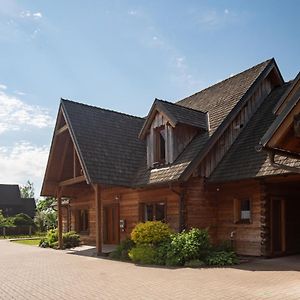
[154,126,166,164]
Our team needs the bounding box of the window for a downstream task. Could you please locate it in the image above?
[78,209,89,233]
[234,198,251,223]
[154,126,166,164]
[141,202,166,222]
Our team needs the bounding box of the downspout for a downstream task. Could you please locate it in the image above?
[169,184,186,232]
[268,151,300,174]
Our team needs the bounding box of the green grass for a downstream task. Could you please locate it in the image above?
[12,239,41,246]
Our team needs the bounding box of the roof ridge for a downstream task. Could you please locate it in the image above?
[61,98,144,120]
[155,98,208,114]
[176,58,273,104]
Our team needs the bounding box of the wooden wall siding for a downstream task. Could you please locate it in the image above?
[215,180,262,256]
[102,186,181,241]
[147,112,174,166]
[259,182,270,257]
[199,78,273,178]
[173,125,198,162]
[147,112,198,167]
[185,177,218,243]
[64,184,182,245]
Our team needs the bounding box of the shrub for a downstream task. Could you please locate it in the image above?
[166,228,211,266]
[109,238,135,260]
[128,245,157,264]
[184,259,206,268]
[205,251,238,266]
[63,231,80,248]
[39,229,80,249]
[13,213,35,226]
[131,221,171,245]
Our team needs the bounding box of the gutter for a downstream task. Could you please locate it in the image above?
[169,184,186,232]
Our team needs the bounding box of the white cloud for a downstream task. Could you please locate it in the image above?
[20,10,42,20]
[0,89,54,134]
[0,84,7,90]
[128,10,138,16]
[0,142,49,196]
[32,12,42,19]
[196,8,235,29]
[13,90,26,96]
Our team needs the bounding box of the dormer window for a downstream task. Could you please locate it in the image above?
[154,126,166,165]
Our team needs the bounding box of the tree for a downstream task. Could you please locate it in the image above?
[20,180,35,198]
[35,197,57,231]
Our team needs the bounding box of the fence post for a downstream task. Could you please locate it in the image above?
[29,225,32,237]
[3,227,6,238]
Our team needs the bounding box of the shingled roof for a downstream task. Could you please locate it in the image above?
[177,59,274,132]
[139,99,208,139]
[45,59,283,190]
[209,83,299,183]
[61,99,146,186]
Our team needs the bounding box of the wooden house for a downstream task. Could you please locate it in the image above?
[41,58,300,257]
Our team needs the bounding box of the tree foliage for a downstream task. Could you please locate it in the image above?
[20,180,35,198]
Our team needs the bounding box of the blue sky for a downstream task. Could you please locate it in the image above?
[0,0,299,196]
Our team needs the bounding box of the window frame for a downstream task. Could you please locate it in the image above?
[139,201,167,223]
[77,208,89,234]
[154,125,166,165]
[233,198,252,224]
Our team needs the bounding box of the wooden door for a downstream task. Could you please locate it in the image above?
[271,198,286,255]
[103,204,119,244]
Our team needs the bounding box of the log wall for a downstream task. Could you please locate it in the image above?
[214,180,263,256]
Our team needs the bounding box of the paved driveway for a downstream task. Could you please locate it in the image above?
[1,240,300,299]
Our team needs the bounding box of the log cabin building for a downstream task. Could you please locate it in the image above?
[41,58,300,257]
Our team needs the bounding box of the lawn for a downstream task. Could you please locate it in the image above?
[12,239,41,246]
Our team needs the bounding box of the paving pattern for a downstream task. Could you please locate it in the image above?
[1,240,300,299]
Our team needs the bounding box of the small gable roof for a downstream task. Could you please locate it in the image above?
[139,99,208,139]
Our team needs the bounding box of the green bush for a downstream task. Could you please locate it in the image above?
[109,238,135,260]
[205,251,238,266]
[63,231,80,248]
[166,228,211,266]
[184,259,206,268]
[13,213,35,226]
[131,221,171,245]
[128,245,157,264]
[39,229,80,249]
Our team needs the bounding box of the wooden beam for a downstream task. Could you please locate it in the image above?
[57,188,63,249]
[94,184,102,255]
[59,175,86,187]
[58,137,71,181]
[55,124,68,136]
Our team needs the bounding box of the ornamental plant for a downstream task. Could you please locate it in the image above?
[131,221,172,245]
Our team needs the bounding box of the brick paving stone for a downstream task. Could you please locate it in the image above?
[0,240,300,299]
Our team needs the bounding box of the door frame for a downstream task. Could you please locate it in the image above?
[270,197,286,256]
[103,203,120,245]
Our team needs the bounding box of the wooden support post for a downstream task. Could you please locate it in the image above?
[94,184,102,255]
[57,189,63,249]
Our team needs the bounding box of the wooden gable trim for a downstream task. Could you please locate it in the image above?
[60,100,91,184]
[180,59,284,181]
[59,175,86,187]
[262,89,300,150]
[139,99,177,140]
[41,101,91,196]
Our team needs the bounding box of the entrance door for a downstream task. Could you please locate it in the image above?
[271,198,286,255]
[103,204,119,244]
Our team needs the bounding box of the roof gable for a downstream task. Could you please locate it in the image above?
[61,99,146,187]
[139,99,208,139]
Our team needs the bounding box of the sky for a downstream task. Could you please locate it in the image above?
[0,0,300,197]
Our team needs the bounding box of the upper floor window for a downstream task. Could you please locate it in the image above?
[154,126,166,164]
